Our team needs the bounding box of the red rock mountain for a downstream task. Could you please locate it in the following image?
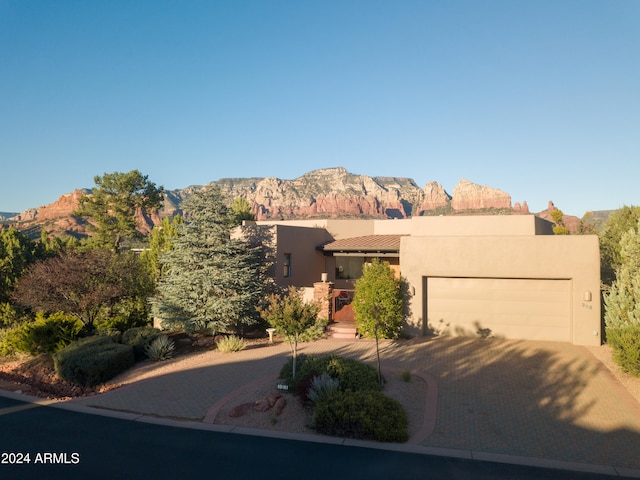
[7,167,570,239]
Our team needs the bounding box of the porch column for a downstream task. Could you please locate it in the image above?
[313,281,334,322]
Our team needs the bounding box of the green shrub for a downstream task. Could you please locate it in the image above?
[0,328,20,356]
[0,302,28,329]
[324,356,382,392]
[216,335,247,353]
[312,390,408,442]
[121,326,162,360]
[607,325,640,376]
[297,317,329,342]
[2,312,82,355]
[280,354,382,396]
[95,297,152,332]
[145,335,175,361]
[53,336,135,387]
[96,328,123,343]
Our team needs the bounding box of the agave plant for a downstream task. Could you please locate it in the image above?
[307,372,340,404]
[144,334,175,362]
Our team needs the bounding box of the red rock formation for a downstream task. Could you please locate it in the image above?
[418,181,451,212]
[451,179,511,210]
[536,200,581,234]
[10,168,544,238]
[11,189,160,238]
[513,201,530,214]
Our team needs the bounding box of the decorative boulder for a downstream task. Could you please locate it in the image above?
[228,402,253,418]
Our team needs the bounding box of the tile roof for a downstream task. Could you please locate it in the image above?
[321,234,404,252]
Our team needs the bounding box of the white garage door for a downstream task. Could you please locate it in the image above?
[426,277,571,342]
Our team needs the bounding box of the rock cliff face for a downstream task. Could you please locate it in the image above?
[418,181,451,211]
[15,190,87,222]
[9,190,93,238]
[8,167,540,238]
[217,167,425,220]
[450,179,512,211]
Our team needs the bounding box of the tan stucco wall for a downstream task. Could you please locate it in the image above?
[373,219,413,235]
[400,234,601,346]
[256,219,376,240]
[408,215,554,236]
[271,224,332,288]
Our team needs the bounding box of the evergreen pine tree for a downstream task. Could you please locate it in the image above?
[151,185,272,335]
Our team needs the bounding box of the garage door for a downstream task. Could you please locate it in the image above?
[426,277,571,342]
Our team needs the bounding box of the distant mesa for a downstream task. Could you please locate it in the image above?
[4,167,580,238]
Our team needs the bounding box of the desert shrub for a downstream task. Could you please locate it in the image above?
[96,328,122,343]
[279,354,330,395]
[1,312,82,355]
[312,390,408,443]
[145,335,175,361]
[324,355,382,392]
[121,326,162,360]
[53,336,134,387]
[307,372,340,404]
[297,316,329,342]
[279,354,381,396]
[400,369,412,382]
[606,325,640,376]
[216,335,247,353]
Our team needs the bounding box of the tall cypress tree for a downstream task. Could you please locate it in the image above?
[151,185,272,335]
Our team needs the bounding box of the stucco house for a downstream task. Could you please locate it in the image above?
[246,215,601,346]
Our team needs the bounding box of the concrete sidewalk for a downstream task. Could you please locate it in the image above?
[4,337,640,477]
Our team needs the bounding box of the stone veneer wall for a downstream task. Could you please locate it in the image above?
[313,281,334,321]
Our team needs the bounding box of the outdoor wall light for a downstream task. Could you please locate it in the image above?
[583,291,592,302]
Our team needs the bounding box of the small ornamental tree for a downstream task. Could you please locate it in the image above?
[12,249,153,332]
[352,259,405,339]
[259,286,319,377]
[604,224,640,375]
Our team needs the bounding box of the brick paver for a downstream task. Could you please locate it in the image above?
[68,337,640,470]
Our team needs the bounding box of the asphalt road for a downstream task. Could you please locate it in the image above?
[0,396,630,480]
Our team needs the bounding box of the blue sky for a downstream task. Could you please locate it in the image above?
[1,0,638,217]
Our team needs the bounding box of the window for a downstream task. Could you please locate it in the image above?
[283,253,291,277]
[335,257,365,280]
